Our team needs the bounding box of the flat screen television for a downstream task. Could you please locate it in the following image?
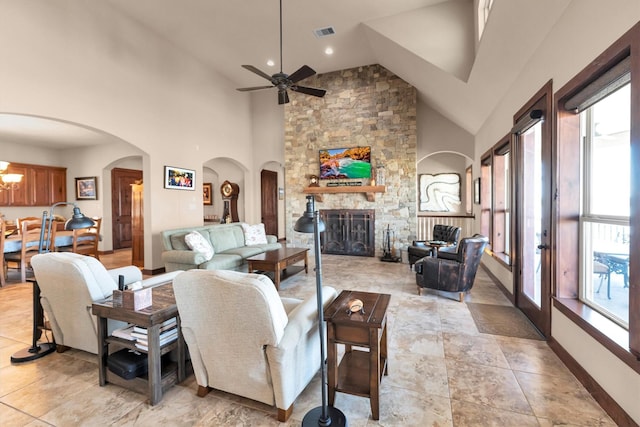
[319,146,371,180]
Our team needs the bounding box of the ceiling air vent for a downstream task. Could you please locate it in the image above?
[314,26,336,38]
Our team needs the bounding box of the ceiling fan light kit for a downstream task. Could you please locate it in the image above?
[236,0,326,104]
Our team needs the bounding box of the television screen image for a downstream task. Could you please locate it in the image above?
[319,146,371,180]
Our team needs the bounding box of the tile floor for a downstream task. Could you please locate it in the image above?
[0,250,616,426]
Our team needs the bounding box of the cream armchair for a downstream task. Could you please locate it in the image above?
[31,252,181,354]
[173,269,338,422]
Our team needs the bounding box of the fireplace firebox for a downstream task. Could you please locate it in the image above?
[320,209,375,257]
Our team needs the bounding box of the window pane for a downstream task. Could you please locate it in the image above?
[589,85,630,217]
[521,123,542,307]
[581,221,629,327]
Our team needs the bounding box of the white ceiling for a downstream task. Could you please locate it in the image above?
[0,0,572,149]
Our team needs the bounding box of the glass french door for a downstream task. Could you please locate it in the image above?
[514,91,552,338]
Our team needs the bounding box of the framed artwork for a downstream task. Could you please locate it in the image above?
[474,178,481,204]
[203,182,212,205]
[418,173,461,212]
[164,166,195,190]
[75,176,98,200]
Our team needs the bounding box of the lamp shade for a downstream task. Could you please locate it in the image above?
[64,206,96,230]
[294,196,325,233]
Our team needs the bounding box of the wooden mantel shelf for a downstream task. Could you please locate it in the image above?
[303,185,386,202]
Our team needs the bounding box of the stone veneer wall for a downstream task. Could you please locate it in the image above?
[285,64,417,257]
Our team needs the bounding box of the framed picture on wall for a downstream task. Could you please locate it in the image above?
[75,176,98,200]
[164,166,195,190]
[203,182,212,205]
[418,173,461,212]
[474,178,481,204]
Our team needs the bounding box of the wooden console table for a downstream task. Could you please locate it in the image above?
[303,185,386,202]
[324,290,390,420]
[92,283,186,405]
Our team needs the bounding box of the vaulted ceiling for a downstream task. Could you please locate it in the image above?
[0,0,572,147]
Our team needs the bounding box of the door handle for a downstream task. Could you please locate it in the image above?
[537,244,549,250]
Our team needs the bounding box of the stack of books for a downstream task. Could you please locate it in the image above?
[130,318,178,351]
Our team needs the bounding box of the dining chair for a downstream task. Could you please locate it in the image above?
[16,216,40,234]
[4,219,56,283]
[71,217,101,259]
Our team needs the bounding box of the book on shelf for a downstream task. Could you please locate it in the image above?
[111,324,136,341]
[131,327,178,343]
[132,317,177,335]
[134,330,178,351]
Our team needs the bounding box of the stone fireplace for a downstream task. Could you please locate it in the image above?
[284,64,417,255]
[320,209,375,257]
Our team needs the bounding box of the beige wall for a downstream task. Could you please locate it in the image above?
[0,1,257,269]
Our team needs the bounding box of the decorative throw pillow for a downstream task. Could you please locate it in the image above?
[184,231,214,261]
[241,223,268,245]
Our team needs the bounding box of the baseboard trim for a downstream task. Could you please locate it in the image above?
[143,267,166,276]
[547,337,638,427]
[480,263,515,305]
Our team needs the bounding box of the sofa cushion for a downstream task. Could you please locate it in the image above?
[241,223,268,245]
[170,233,190,251]
[184,231,214,261]
[208,226,245,253]
[223,246,268,259]
[200,254,244,270]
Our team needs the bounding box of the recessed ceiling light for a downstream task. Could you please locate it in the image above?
[325,47,334,55]
[267,60,275,67]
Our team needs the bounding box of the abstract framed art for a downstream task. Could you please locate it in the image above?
[418,173,461,212]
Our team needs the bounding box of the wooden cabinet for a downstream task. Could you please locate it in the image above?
[0,162,67,206]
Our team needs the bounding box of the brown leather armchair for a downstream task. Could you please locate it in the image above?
[414,234,488,301]
[408,224,461,268]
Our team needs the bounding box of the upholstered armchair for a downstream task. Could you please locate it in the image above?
[408,224,461,268]
[172,269,338,422]
[30,252,181,354]
[414,234,488,301]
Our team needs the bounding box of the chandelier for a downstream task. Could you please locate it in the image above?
[0,161,24,191]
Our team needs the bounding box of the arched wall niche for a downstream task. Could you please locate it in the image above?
[417,151,472,216]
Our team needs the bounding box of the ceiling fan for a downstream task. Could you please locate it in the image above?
[236,0,326,104]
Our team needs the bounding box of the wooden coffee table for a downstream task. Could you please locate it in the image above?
[246,247,309,290]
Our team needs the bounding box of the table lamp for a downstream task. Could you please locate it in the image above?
[295,195,347,427]
[11,202,95,363]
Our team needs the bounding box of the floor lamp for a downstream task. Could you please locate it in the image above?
[295,195,347,427]
[11,202,95,363]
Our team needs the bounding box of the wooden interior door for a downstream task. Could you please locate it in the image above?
[111,168,142,250]
[261,169,278,237]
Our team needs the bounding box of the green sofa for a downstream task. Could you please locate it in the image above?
[161,223,281,272]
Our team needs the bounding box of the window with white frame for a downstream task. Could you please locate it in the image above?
[580,83,630,328]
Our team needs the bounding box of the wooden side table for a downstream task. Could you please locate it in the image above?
[92,283,186,405]
[324,290,390,420]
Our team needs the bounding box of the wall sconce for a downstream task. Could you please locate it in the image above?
[0,161,24,191]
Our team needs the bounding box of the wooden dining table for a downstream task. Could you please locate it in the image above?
[2,230,94,253]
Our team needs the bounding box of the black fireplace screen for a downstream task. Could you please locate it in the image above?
[319,209,375,257]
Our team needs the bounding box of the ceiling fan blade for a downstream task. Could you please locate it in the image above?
[241,65,274,82]
[291,85,326,98]
[288,65,316,83]
[278,90,290,105]
[236,85,274,92]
